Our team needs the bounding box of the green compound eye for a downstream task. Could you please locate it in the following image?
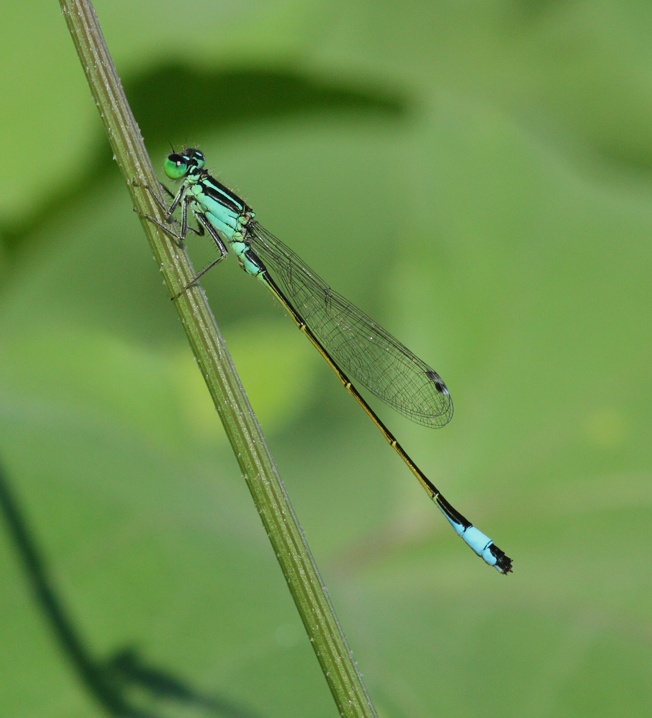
[164,153,189,180]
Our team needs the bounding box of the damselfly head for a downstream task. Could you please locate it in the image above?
[181,148,206,169]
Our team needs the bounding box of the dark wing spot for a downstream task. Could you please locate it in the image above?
[426,370,449,395]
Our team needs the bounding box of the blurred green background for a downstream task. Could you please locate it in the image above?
[1,1,650,716]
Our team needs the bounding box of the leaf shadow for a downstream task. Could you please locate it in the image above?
[3,65,408,258]
[0,459,264,717]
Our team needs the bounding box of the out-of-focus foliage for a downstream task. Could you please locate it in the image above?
[1,1,650,716]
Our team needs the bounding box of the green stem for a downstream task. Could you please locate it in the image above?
[59,1,378,715]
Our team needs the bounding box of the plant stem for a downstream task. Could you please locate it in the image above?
[58,1,378,715]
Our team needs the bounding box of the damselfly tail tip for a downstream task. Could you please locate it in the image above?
[490,545,513,575]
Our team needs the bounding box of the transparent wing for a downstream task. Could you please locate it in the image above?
[247,221,453,428]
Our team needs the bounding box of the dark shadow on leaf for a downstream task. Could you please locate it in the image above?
[132,64,407,141]
[3,65,408,258]
[105,648,264,718]
[0,460,265,717]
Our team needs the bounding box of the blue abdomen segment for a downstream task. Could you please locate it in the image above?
[436,498,512,573]
[453,524,498,566]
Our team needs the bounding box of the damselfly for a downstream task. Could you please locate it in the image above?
[147,148,512,574]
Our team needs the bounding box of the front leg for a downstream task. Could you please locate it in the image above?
[169,212,230,300]
[134,188,204,249]
[132,178,176,215]
[132,179,184,246]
